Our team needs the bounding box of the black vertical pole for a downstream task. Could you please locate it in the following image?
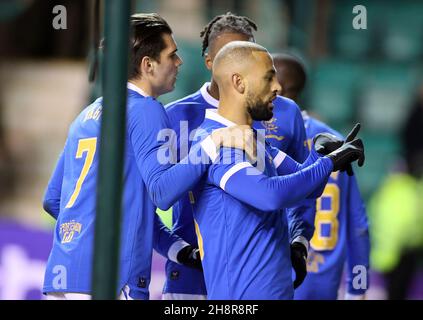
[92,0,131,300]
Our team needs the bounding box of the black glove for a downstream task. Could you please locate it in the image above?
[176,245,202,270]
[291,242,308,289]
[313,133,343,155]
[314,123,362,176]
[326,138,365,172]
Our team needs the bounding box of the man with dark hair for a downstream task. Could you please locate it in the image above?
[271,53,370,300]
[42,13,254,300]
[161,12,313,299]
[127,13,182,96]
[190,41,364,299]
[271,53,307,100]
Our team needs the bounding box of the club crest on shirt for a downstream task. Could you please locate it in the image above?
[170,270,179,280]
[59,220,82,244]
[262,117,285,141]
[137,277,147,288]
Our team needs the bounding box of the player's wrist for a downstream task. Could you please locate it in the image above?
[291,236,309,257]
[175,245,203,270]
[168,240,191,263]
[319,156,335,173]
[309,143,323,161]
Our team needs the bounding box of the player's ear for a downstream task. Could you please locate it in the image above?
[232,73,245,94]
[204,53,213,71]
[140,56,154,75]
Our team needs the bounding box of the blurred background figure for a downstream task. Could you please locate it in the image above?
[270,52,371,300]
[0,0,422,299]
[368,166,423,300]
[368,83,423,300]
[370,80,423,300]
[403,84,423,180]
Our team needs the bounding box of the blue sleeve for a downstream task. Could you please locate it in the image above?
[267,103,315,242]
[346,174,370,295]
[128,98,211,210]
[269,145,319,241]
[301,149,328,199]
[270,144,319,174]
[43,149,65,220]
[153,213,182,258]
[286,199,316,242]
[208,147,333,212]
[270,145,329,200]
[286,102,308,163]
[284,149,319,241]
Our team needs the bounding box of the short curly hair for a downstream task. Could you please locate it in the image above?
[200,12,257,56]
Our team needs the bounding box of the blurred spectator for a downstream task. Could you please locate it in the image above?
[403,84,423,179]
[369,86,423,299]
[368,169,423,299]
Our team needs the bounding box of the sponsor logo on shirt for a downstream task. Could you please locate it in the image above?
[59,221,82,244]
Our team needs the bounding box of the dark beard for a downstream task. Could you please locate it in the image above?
[246,98,273,121]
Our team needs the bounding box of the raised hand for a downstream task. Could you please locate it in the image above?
[313,123,362,175]
[326,138,365,172]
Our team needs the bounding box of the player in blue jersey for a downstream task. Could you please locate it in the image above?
[191,41,365,299]
[162,12,313,300]
[271,53,370,299]
[42,13,255,300]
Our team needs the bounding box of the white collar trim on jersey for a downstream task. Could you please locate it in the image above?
[200,82,219,108]
[127,82,150,97]
[205,109,236,127]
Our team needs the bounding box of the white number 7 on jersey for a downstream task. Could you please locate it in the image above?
[65,138,97,208]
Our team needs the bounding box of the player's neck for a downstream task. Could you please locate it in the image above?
[208,79,220,101]
[128,79,157,98]
[218,97,252,127]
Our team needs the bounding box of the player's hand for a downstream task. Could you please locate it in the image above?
[342,123,362,176]
[211,125,256,162]
[314,123,361,176]
[313,133,343,155]
[326,138,365,172]
[176,245,203,270]
[290,242,308,289]
[314,123,361,155]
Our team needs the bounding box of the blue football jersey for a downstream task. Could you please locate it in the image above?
[42,83,214,299]
[255,95,308,162]
[190,109,333,299]
[162,83,215,295]
[163,83,313,295]
[294,112,370,300]
[256,96,317,241]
